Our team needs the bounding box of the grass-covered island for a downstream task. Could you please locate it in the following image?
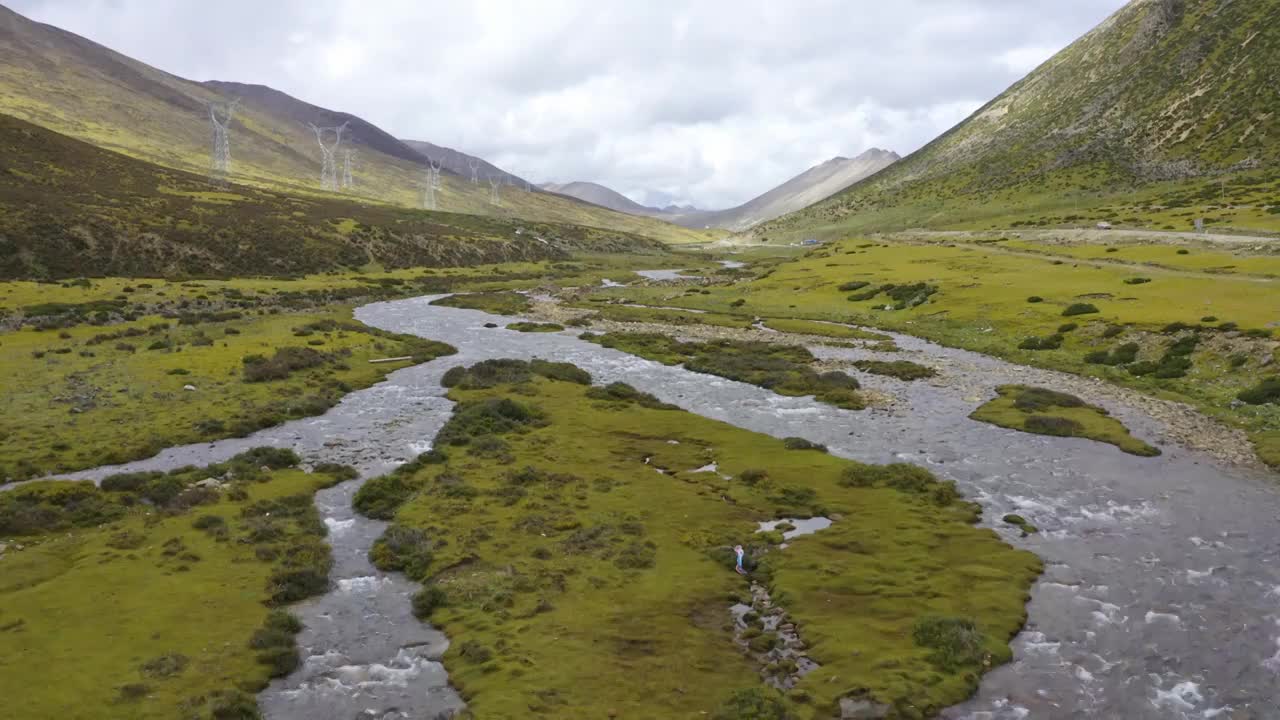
[970,385,1161,457]
[353,359,1042,718]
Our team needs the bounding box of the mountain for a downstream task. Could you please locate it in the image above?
[0,113,666,278]
[680,149,899,231]
[401,139,531,188]
[542,149,898,231]
[539,181,671,216]
[0,4,711,245]
[759,0,1280,239]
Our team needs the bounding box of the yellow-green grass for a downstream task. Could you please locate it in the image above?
[0,309,453,481]
[1253,431,1280,470]
[759,317,889,341]
[0,464,332,720]
[371,371,1039,718]
[0,253,699,316]
[969,385,1160,457]
[997,240,1280,278]
[591,238,1279,468]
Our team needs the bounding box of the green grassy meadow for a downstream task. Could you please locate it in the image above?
[0,452,340,720]
[354,361,1040,718]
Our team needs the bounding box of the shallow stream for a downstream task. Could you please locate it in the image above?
[45,294,1280,719]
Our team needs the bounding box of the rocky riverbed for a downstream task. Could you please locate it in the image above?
[523,296,1264,472]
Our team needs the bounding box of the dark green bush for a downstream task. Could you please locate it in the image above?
[737,469,768,486]
[412,585,448,619]
[435,398,547,446]
[1124,277,1151,285]
[1101,325,1125,339]
[352,472,421,520]
[369,525,434,581]
[1057,323,1078,333]
[1024,415,1085,437]
[1018,334,1064,350]
[1013,387,1084,412]
[1062,303,1099,317]
[243,347,327,382]
[1237,377,1280,405]
[1026,296,1044,303]
[782,437,826,452]
[852,359,936,380]
[584,382,676,409]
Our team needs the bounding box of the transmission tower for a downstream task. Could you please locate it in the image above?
[342,148,357,190]
[307,121,349,191]
[468,158,481,184]
[207,98,240,184]
[488,174,502,206]
[423,167,437,210]
[429,157,444,190]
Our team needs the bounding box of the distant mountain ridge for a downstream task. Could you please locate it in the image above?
[401,138,531,188]
[542,148,899,231]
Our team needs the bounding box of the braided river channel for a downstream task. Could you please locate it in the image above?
[48,294,1280,719]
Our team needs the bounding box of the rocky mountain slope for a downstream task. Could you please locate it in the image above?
[680,149,899,231]
[539,181,668,216]
[0,4,709,244]
[757,0,1280,240]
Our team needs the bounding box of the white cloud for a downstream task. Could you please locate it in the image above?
[11,0,1127,208]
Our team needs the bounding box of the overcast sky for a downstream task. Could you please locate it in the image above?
[13,0,1127,209]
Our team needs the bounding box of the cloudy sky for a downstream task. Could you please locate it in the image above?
[13,0,1127,209]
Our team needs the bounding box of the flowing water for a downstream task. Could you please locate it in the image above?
[42,294,1280,719]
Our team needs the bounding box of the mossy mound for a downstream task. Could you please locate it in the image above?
[970,385,1160,457]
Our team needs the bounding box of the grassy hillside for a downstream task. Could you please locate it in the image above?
[0,5,711,245]
[759,0,1280,239]
[0,113,673,278]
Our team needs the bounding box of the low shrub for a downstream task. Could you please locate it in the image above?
[1012,387,1084,412]
[352,472,421,520]
[412,585,448,619]
[782,437,826,452]
[1024,415,1085,437]
[1124,277,1151,285]
[1062,303,1099,317]
[1026,296,1044,303]
[912,616,986,672]
[711,688,793,720]
[837,281,870,292]
[737,469,768,486]
[1057,323,1078,333]
[1238,377,1280,405]
[1018,334,1064,351]
[584,382,676,409]
[435,398,548,446]
[242,346,328,382]
[852,359,936,380]
[369,525,435,581]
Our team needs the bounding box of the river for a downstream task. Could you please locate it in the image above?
[45,294,1280,719]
